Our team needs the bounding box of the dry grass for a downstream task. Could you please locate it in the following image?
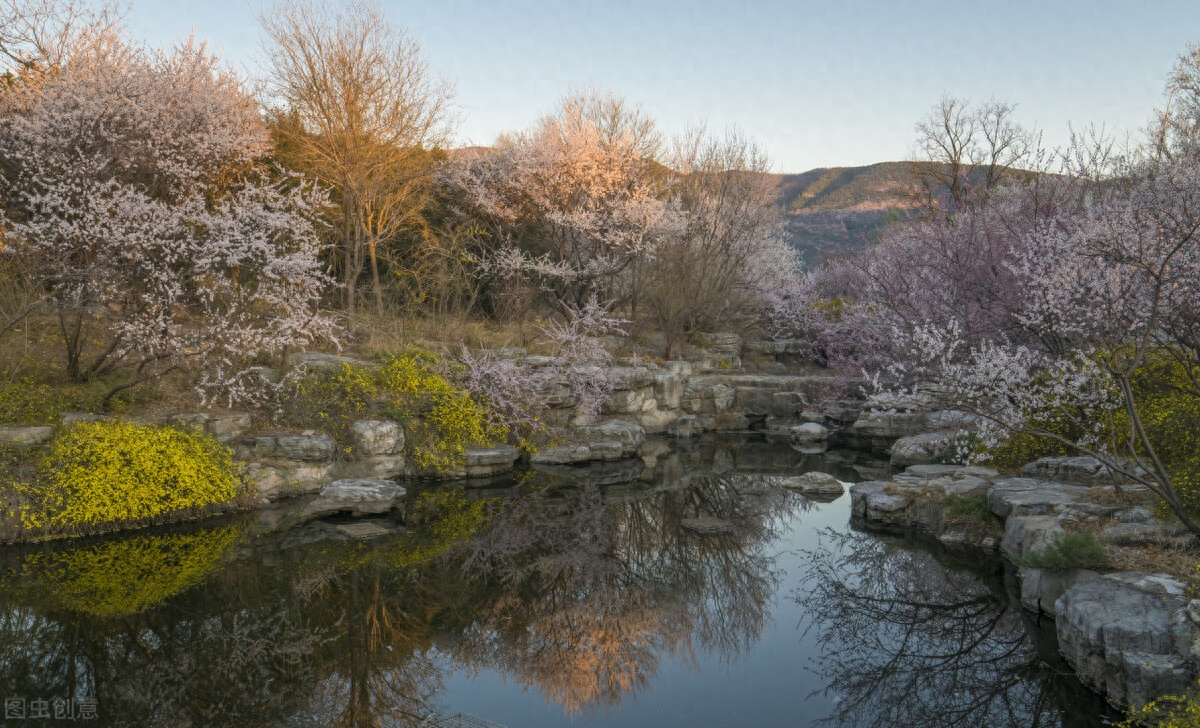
[1106,542,1200,579]
[343,312,558,357]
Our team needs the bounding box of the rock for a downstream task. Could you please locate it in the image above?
[1100,522,1173,547]
[667,414,703,438]
[464,445,519,477]
[60,412,106,425]
[290,352,366,368]
[303,479,406,519]
[636,408,678,434]
[170,412,253,441]
[1019,566,1100,616]
[587,441,625,461]
[790,422,829,444]
[777,471,844,495]
[889,432,956,466]
[1056,572,1195,707]
[850,481,912,520]
[702,332,742,356]
[681,380,736,415]
[0,425,53,446]
[275,434,336,462]
[1023,455,1144,486]
[714,412,751,431]
[574,421,646,457]
[349,420,404,457]
[681,516,735,535]
[1001,515,1064,558]
[664,360,693,377]
[530,444,593,465]
[987,477,1089,518]
[652,371,683,410]
[1118,507,1158,524]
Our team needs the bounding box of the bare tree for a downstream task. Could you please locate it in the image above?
[911,95,1033,211]
[260,0,454,315]
[644,127,794,357]
[0,0,124,75]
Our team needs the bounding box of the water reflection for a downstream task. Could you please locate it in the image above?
[0,435,1114,727]
[794,530,1119,727]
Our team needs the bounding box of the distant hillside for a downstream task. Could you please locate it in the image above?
[768,162,922,267]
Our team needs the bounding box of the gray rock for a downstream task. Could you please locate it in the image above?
[0,425,53,446]
[290,352,366,368]
[667,415,702,438]
[574,421,646,456]
[776,471,844,495]
[464,445,519,477]
[890,432,956,466]
[1023,455,1144,486]
[1100,522,1172,547]
[988,477,1089,518]
[1019,566,1099,616]
[303,479,406,519]
[349,420,404,457]
[790,422,829,444]
[60,412,106,425]
[530,444,592,465]
[850,481,912,520]
[275,433,336,462]
[652,371,683,410]
[636,407,678,434]
[1056,572,1195,707]
[587,441,625,461]
[1001,516,1064,558]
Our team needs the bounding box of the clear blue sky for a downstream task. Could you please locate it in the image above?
[126,0,1200,173]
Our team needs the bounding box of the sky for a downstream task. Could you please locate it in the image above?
[125,0,1200,173]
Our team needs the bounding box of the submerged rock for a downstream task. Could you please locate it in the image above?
[775,471,844,495]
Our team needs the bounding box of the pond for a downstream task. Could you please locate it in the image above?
[0,435,1122,727]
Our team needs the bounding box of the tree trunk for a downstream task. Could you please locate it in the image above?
[369,241,384,316]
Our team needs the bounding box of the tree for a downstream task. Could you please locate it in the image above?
[259,0,454,316]
[645,127,796,357]
[0,0,123,76]
[444,91,678,313]
[0,31,337,405]
[911,95,1034,211]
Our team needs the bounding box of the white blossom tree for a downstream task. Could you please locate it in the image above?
[0,31,338,406]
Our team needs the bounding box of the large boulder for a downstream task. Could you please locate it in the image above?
[349,420,404,457]
[1018,566,1100,616]
[574,420,646,457]
[464,445,519,477]
[790,422,829,444]
[1056,572,1196,707]
[889,432,955,466]
[1000,515,1064,559]
[987,478,1089,519]
[1023,455,1144,486]
[303,479,406,519]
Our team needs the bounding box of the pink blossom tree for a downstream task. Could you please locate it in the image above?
[0,31,338,406]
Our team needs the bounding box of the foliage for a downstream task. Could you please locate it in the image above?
[8,525,240,617]
[283,362,378,453]
[1014,532,1107,572]
[389,489,489,569]
[0,376,96,424]
[18,421,242,531]
[1119,679,1200,727]
[941,493,994,524]
[378,350,499,470]
[0,28,339,405]
[450,345,542,454]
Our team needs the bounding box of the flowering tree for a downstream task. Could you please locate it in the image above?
[892,153,1200,538]
[444,91,680,312]
[0,33,337,406]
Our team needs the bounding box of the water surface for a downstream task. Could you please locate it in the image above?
[0,435,1120,727]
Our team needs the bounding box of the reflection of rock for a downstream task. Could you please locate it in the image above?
[1056,572,1196,707]
[789,422,828,444]
[303,479,406,519]
[667,414,702,438]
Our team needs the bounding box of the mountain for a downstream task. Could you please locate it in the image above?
[768,161,923,267]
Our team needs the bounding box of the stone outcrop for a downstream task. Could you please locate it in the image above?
[1023,455,1145,486]
[302,479,406,519]
[1056,573,1197,707]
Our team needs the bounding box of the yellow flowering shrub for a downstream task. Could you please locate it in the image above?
[283,362,377,455]
[1119,679,1200,728]
[378,350,502,470]
[11,525,240,617]
[20,420,242,531]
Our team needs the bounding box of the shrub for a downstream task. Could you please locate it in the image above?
[19,421,242,531]
[1015,531,1107,572]
[1119,678,1200,728]
[283,362,378,454]
[377,350,500,470]
[941,493,994,523]
[10,526,240,617]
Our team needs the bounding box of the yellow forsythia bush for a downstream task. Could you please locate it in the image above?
[21,420,242,531]
[13,526,240,617]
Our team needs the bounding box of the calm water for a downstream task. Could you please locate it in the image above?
[0,435,1120,727]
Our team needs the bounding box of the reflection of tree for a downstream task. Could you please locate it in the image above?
[794,530,1110,728]
[445,476,806,716]
[0,437,819,726]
